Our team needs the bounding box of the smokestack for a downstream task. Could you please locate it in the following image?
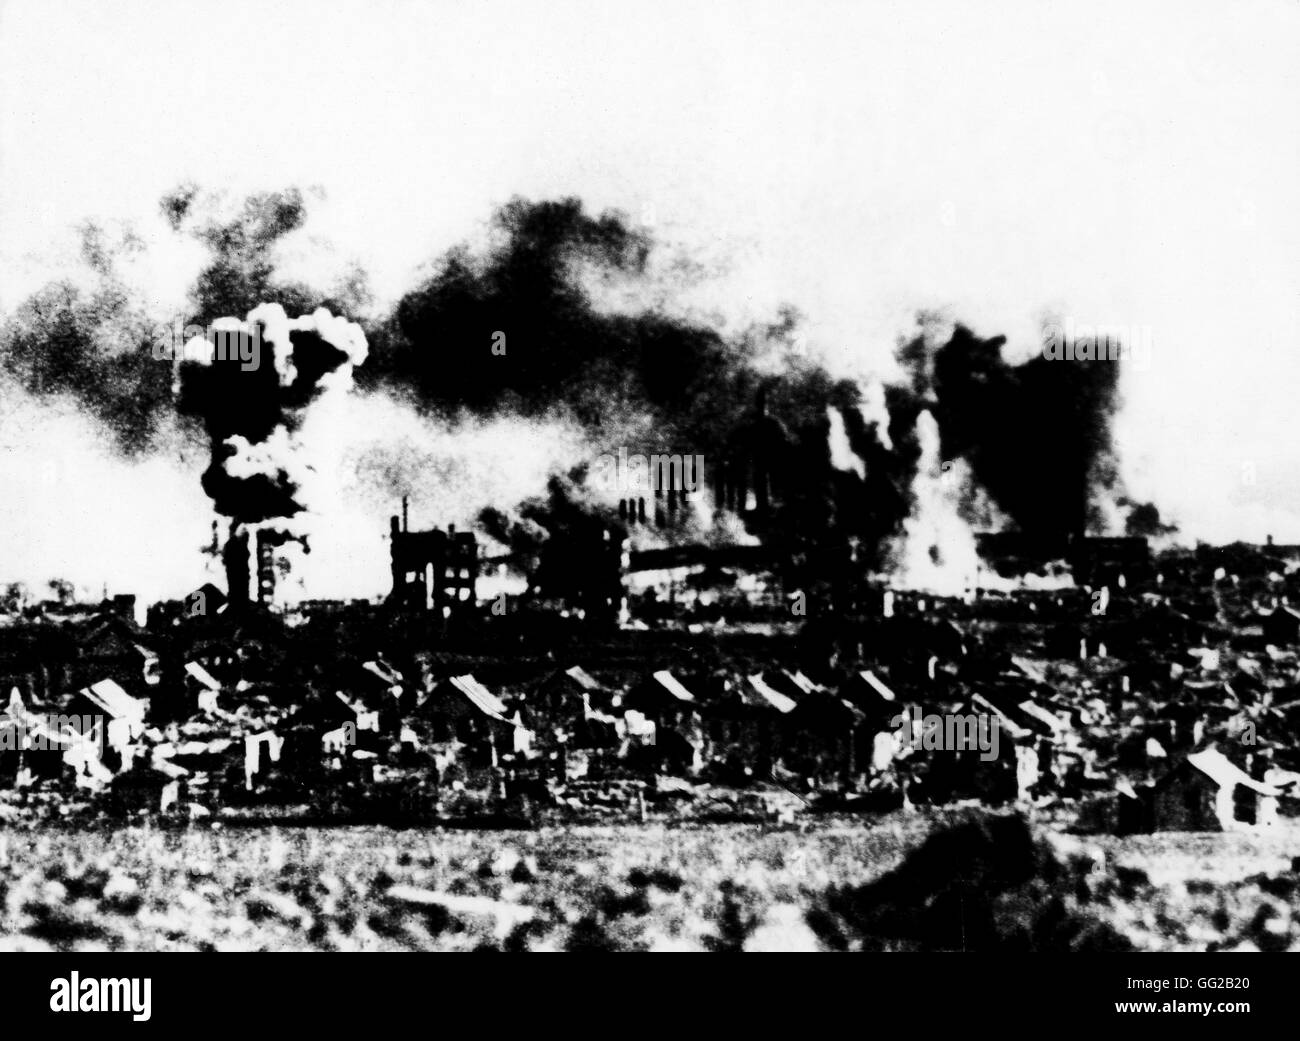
[256,531,276,606]
[223,527,251,606]
[402,495,409,533]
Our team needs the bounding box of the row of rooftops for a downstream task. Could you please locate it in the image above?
[6,546,1300,828]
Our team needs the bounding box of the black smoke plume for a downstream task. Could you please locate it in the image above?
[367,197,774,450]
[897,322,1124,542]
[367,196,906,565]
[176,304,367,527]
[0,186,1159,601]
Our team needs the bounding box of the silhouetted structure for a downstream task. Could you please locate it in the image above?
[223,528,252,607]
[389,504,479,617]
[224,527,288,609]
[715,385,792,526]
[616,451,701,529]
[534,520,627,628]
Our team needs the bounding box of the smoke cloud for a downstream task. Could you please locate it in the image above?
[177,302,367,529]
[0,185,1157,603]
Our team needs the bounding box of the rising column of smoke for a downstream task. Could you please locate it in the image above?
[827,406,867,480]
[0,186,1164,602]
[933,323,1122,540]
[370,197,895,565]
[834,316,1134,589]
[856,378,894,452]
[888,321,1126,545]
[176,303,368,559]
[891,408,984,595]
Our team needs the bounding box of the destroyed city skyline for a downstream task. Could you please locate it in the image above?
[0,181,1210,608]
[2,0,1299,971]
[3,2,1300,608]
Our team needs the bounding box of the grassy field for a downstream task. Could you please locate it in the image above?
[1076,827,1300,951]
[2,814,1298,951]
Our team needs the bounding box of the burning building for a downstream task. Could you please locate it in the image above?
[714,385,793,529]
[177,303,369,611]
[617,456,699,531]
[222,526,300,609]
[389,503,480,618]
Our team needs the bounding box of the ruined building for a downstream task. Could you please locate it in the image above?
[715,385,793,529]
[528,517,629,629]
[389,503,480,617]
[223,527,294,609]
[223,529,252,607]
[617,452,702,530]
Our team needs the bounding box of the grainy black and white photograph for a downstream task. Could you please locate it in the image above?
[0,0,1298,984]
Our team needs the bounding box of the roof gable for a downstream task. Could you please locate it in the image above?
[1184,747,1283,796]
[184,661,221,691]
[649,670,695,703]
[79,621,149,660]
[743,674,797,714]
[563,666,603,692]
[78,678,144,721]
[444,674,510,720]
[855,669,897,703]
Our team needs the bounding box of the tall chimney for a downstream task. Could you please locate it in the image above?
[402,496,409,533]
[390,516,403,602]
[223,527,251,607]
[255,531,276,606]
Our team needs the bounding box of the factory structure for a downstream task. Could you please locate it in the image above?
[389,498,480,619]
[203,382,1153,630]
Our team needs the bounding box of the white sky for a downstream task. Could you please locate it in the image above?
[2,0,1300,550]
